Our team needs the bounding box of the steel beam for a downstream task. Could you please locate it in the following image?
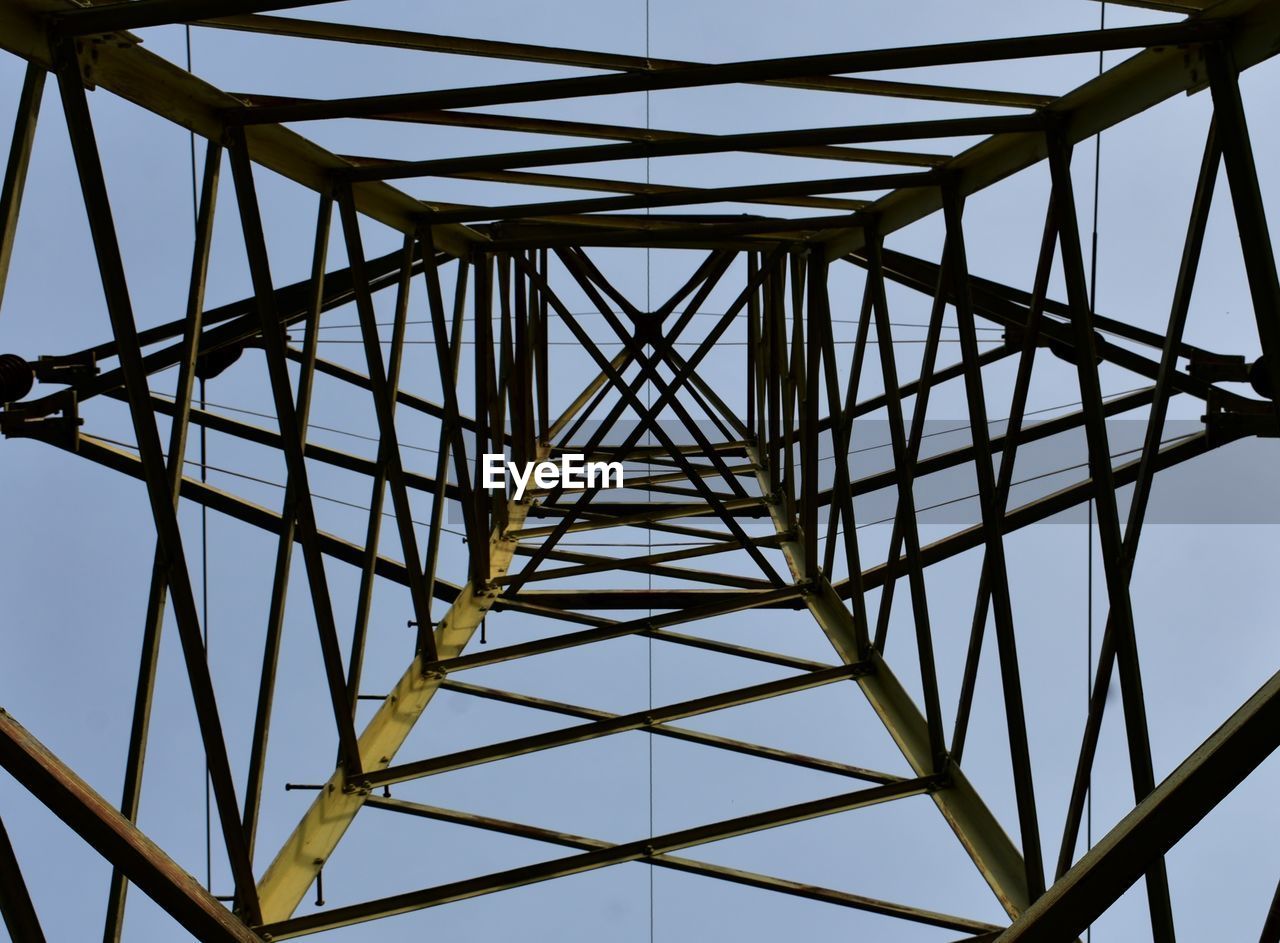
[0,710,261,943]
[261,777,934,938]
[234,23,1214,125]
[997,665,1280,941]
[252,480,541,923]
[0,61,42,316]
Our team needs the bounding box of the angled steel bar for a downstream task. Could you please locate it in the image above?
[1046,130,1173,942]
[226,126,363,780]
[470,251,495,585]
[336,186,438,659]
[235,23,1212,125]
[0,814,45,943]
[261,777,933,938]
[801,254,822,579]
[434,586,804,675]
[997,665,1280,942]
[419,226,482,571]
[104,139,222,943]
[951,197,1057,767]
[431,166,881,209]
[534,247,549,440]
[241,192,333,861]
[942,184,1045,900]
[438,681,899,783]
[646,628,834,674]
[749,448,1034,919]
[1205,43,1280,421]
[363,795,999,934]
[57,433,445,595]
[515,430,1222,614]
[498,534,782,587]
[864,247,1225,407]
[1055,120,1220,880]
[253,486,540,922]
[0,0,477,256]
[339,115,1045,183]
[500,250,747,589]
[813,256,871,654]
[821,1,1280,259]
[363,663,868,788]
[557,249,752,504]
[509,546,773,591]
[869,240,950,654]
[0,711,260,943]
[134,392,465,507]
[1262,880,1280,943]
[344,232,417,704]
[527,261,783,586]
[424,171,938,225]
[207,13,1051,108]
[52,45,261,925]
[27,244,447,425]
[421,255,469,627]
[0,61,42,316]
[864,225,947,772]
[826,275,875,606]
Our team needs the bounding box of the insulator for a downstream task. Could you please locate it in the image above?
[1249,356,1273,399]
[0,354,35,402]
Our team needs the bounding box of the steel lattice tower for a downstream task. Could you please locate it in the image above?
[1,1,1280,941]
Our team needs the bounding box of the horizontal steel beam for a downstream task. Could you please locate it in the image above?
[261,777,935,937]
[822,0,1280,257]
[341,116,1044,182]
[0,0,478,255]
[361,662,869,788]
[233,23,1215,124]
[363,796,1000,934]
[205,13,1052,108]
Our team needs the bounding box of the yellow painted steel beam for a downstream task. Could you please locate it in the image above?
[253,457,542,923]
[748,446,1033,920]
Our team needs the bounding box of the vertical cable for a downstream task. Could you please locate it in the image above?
[643,3,654,941]
[1085,5,1105,939]
[184,23,213,895]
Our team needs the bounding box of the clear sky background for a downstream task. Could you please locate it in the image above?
[3,2,1280,940]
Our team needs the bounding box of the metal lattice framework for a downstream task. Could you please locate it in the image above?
[2,0,1280,940]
